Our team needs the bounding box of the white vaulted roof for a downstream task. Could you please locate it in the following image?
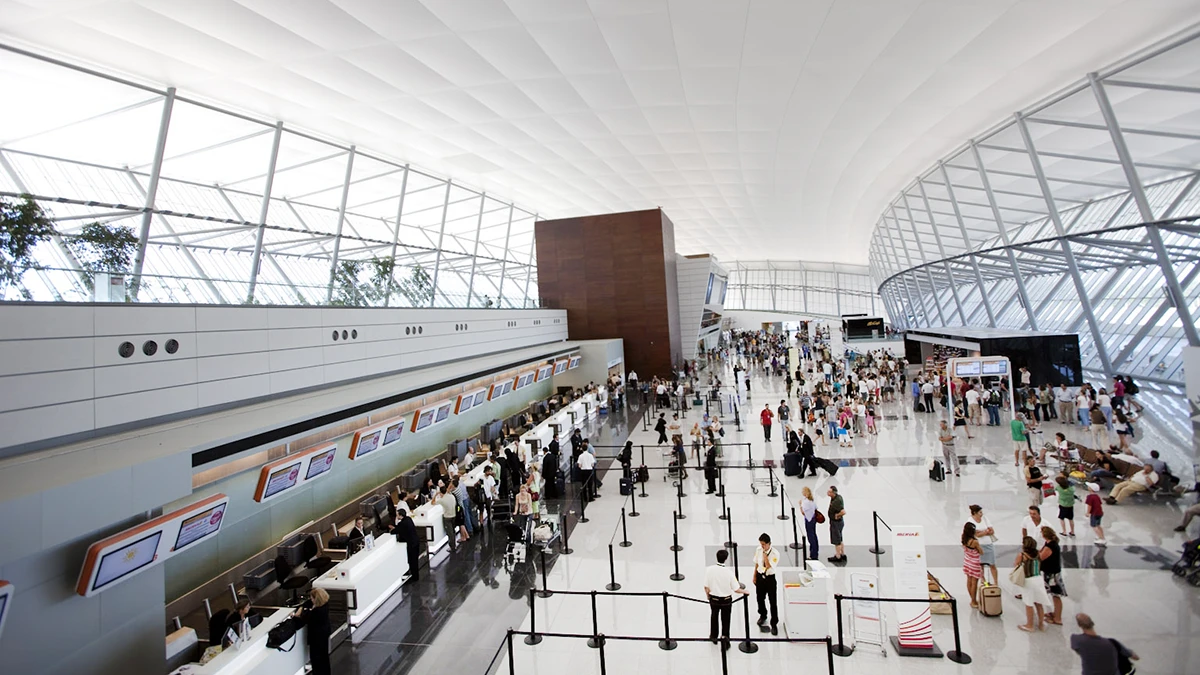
[1,0,1197,264]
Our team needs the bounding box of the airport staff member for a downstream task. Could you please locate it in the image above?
[393,509,420,582]
[347,516,368,541]
[704,549,748,649]
[754,533,780,635]
[577,448,597,501]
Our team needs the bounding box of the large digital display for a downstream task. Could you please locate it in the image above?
[514,371,535,389]
[383,421,404,446]
[568,355,581,369]
[173,502,228,551]
[0,581,12,641]
[412,409,436,432]
[553,359,569,375]
[305,446,337,479]
[535,364,553,381]
[435,402,452,423]
[954,360,982,377]
[93,531,162,592]
[350,429,382,460]
[981,360,1008,375]
[456,394,475,415]
[502,380,514,394]
[262,461,302,500]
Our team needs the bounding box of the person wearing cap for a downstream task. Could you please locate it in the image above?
[1084,482,1106,546]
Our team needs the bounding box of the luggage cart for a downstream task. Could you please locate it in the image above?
[750,459,776,495]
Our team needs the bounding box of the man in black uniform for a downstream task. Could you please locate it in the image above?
[704,444,718,494]
[799,429,817,477]
[393,509,421,582]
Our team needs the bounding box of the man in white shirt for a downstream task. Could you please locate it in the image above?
[1020,367,1032,389]
[577,450,598,501]
[1075,391,1091,428]
[704,549,748,648]
[753,533,781,635]
[965,386,981,426]
[969,505,999,585]
[822,361,833,383]
[1107,465,1158,504]
[1055,384,1075,424]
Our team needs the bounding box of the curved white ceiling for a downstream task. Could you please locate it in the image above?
[2,0,1198,265]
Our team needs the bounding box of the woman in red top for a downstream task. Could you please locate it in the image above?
[760,404,774,442]
[962,522,983,607]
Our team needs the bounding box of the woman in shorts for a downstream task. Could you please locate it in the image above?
[1015,536,1050,632]
[1038,527,1067,625]
[1054,475,1075,537]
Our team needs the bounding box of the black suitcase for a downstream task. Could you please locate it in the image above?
[620,478,633,495]
[815,457,839,476]
[636,465,650,483]
[783,452,802,477]
[915,401,926,413]
[929,460,945,482]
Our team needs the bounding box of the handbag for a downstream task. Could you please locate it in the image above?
[815,510,826,524]
[266,616,303,651]
[1008,561,1027,587]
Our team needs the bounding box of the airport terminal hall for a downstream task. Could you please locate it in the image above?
[6,2,1200,675]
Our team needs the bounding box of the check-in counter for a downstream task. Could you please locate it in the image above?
[169,608,308,675]
[412,503,447,554]
[312,535,408,638]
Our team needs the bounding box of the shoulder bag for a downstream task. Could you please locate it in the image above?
[1008,557,1027,587]
[815,510,826,524]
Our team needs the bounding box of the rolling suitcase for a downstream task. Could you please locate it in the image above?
[619,478,633,496]
[977,582,1002,617]
[814,457,839,476]
[915,401,926,413]
[783,452,802,477]
[929,460,945,482]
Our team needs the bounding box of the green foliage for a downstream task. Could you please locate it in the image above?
[0,194,56,296]
[362,257,396,305]
[65,221,139,293]
[396,263,434,307]
[329,259,366,306]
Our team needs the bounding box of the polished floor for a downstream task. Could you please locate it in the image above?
[332,350,1200,675]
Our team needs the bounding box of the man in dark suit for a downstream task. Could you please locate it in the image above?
[392,509,421,582]
[799,430,817,477]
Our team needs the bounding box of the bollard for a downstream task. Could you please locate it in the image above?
[725,507,736,549]
[767,468,778,498]
[777,490,789,521]
[670,534,685,581]
[620,508,632,547]
[677,470,687,499]
[721,634,731,673]
[671,512,683,552]
[832,594,853,656]
[789,508,802,549]
[587,591,605,648]
[946,597,973,663]
[524,588,543,645]
[507,629,516,675]
[598,632,608,675]
[717,465,726,498]
[580,481,590,523]
[658,592,677,650]
[676,480,686,519]
[630,488,640,517]
[802,537,808,566]
[640,445,646,466]
[826,636,836,675]
[538,549,552,598]
[562,511,574,555]
[738,594,758,654]
[719,476,728,520]
[606,544,622,591]
[869,511,884,555]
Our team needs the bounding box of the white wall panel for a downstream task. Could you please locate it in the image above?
[0,305,568,453]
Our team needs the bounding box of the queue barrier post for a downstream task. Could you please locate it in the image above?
[832,594,853,656]
[629,487,640,517]
[717,465,726,499]
[725,507,736,549]
[538,548,552,598]
[658,592,677,651]
[675,479,686,519]
[777,489,789,521]
[768,467,778,498]
[619,508,632,547]
[736,582,758,654]
[946,597,973,664]
[789,508,801,550]
[524,588,543,645]
[598,631,608,675]
[561,511,574,555]
[507,629,516,675]
[825,636,836,675]
[720,634,730,674]
[580,477,590,523]
[670,534,685,581]
[606,544,622,591]
[869,511,884,555]
[587,590,604,648]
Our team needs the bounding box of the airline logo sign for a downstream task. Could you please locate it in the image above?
[892,525,933,649]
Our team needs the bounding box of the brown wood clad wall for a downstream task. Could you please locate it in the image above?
[535,208,681,379]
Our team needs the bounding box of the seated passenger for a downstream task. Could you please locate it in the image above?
[1105,464,1158,504]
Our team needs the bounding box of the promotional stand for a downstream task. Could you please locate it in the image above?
[849,572,887,656]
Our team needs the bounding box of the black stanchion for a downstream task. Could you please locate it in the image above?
[869,511,884,555]
[538,549,552,598]
[735,561,757,654]
[802,537,808,566]
[720,634,730,674]
[580,479,590,523]
[524,588,543,645]
[946,598,973,664]
[598,632,608,675]
[767,468,778,498]
[629,489,640,517]
[718,472,728,520]
[832,595,853,656]
[777,490,789,521]
[676,469,687,499]
[619,508,632,547]
[789,508,801,549]
[724,507,736,549]
[669,533,685,581]
[640,445,646,466]
[671,512,683,552]
[606,544,622,591]
[561,511,574,555]
[507,629,516,675]
[587,591,605,648]
[658,592,677,651]
[675,479,686,519]
[825,636,836,675]
[717,465,726,498]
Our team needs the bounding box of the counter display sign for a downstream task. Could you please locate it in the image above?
[473,390,488,406]
[568,355,581,369]
[262,462,302,500]
[76,493,230,597]
[514,371,535,390]
[553,359,569,375]
[981,360,1008,375]
[305,446,338,478]
[435,401,452,423]
[412,408,436,433]
[953,360,981,377]
[457,389,487,414]
[488,381,509,400]
[382,420,404,446]
[535,364,554,381]
[173,501,228,551]
[350,429,382,460]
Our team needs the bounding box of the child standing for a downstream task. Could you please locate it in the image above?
[1055,475,1076,538]
[1084,482,1106,546]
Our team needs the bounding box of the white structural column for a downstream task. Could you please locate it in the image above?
[383,165,410,308]
[428,180,452,307]
[1015,113,1114,378]
[324,146,357,304]
[521,217,537,308]
[246,121,283,304]
[1088,73,1200,347]
[911,183,968,325]
[936,162,997,327]
[130,87,176,301]
[465,192,486,307]
[970,141,1039,330]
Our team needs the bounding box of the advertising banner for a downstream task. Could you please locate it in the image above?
[892,526,933,649]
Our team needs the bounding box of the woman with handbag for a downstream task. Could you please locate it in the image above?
[1038,527,1067,624]
[1013,536,1050,632]
[800,487,821,560]
[291,587,332,675]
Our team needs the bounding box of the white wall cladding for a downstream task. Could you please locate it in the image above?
[0,304,567,451]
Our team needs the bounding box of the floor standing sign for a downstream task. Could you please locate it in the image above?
[891,525,941,657]
[850,572,886,654]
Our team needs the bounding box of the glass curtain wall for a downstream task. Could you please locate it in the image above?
[725,261,881,318]
[868,29,1200,392]
[0,45,538,308]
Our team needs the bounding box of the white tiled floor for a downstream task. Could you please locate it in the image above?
[497,358,1200,675]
